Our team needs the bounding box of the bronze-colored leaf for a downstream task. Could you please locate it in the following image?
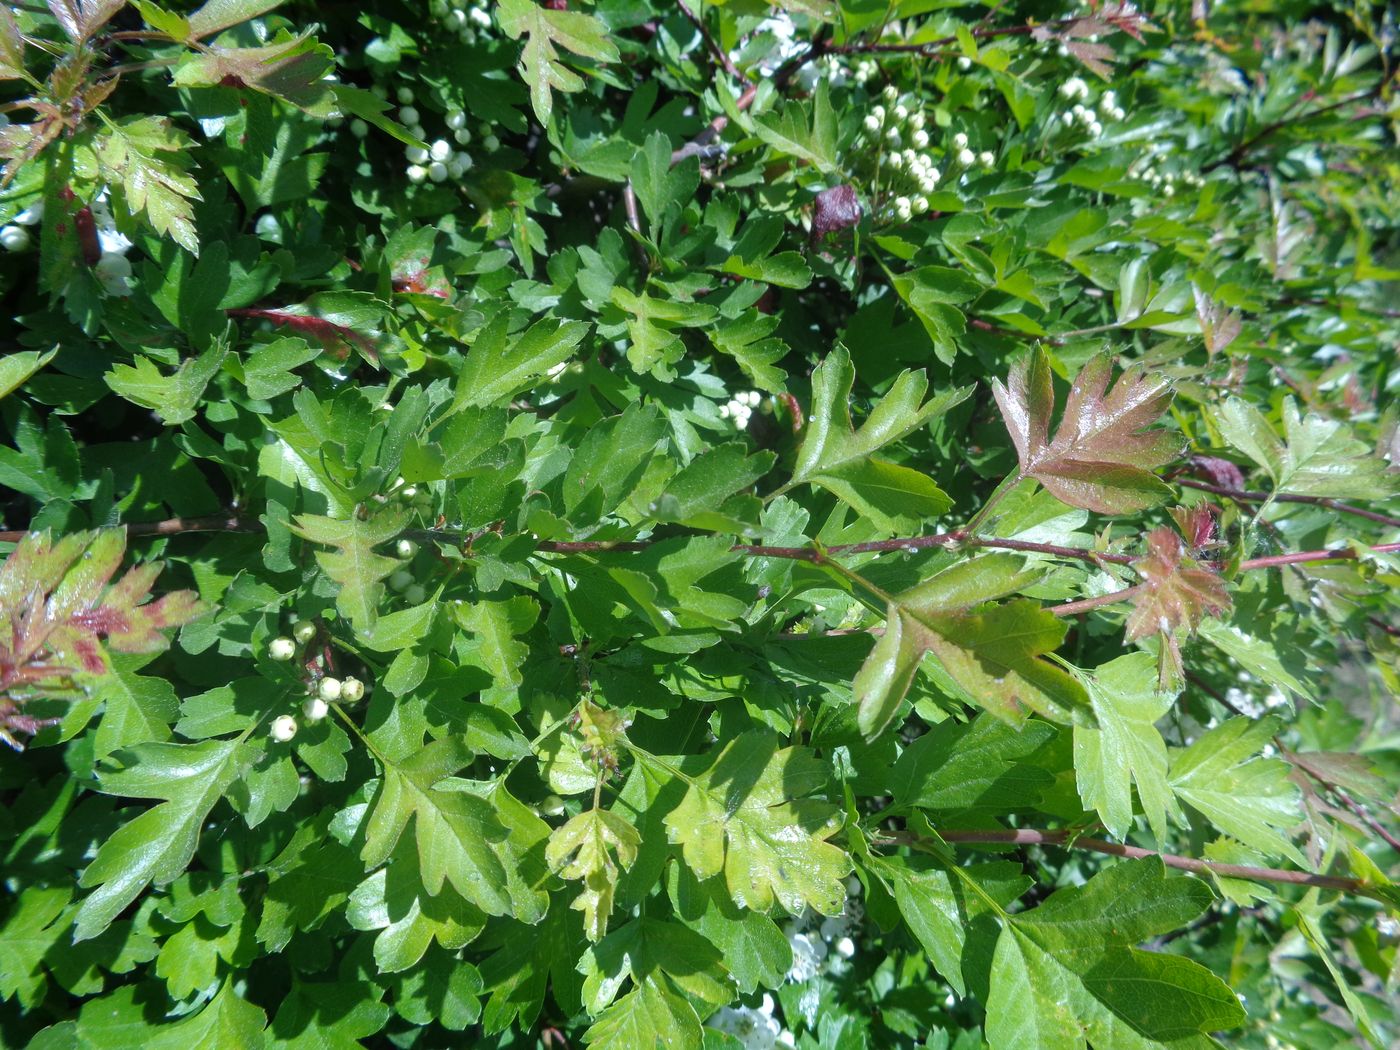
[991,347,1181,515]
[1124,526,1232,685]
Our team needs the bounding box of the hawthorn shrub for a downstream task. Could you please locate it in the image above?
[2,0,1399,1047]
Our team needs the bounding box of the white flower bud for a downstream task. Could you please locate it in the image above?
[398,105,419,126]
[400,485,419,500]
[406,145,429,164]
[835,936,856,958]
[268,636,297,661]
[404,583,427,605]
[318,677,343,702]
[882,85,898,102]
[270,715,298,742]
[1088,121,1103,137]
[396,539,418,559]
[871,104,885,121]
[303,696,329,722]
[978,150,995,166]
[430,139,452,162]
[893,104,908,121]
[887,152,903,169]
[909,111,925,131]
[912,196,929,214]
[0,226,30,252]
[863,114,880,132]
[885,127,901,146]
[340,676,366,703]
[389,569,414,591]
[957,56,972,70]
[94,253,133,296]
[446,109,466,130]
[957,148,975,166]
[894,196,912,220]
[406,164,428,184]
[351,119,369,138]
[453,127,473,145]
[540,793,566,816]
[911,129,929,149]
[13,203,42,225]
[292,620,317,644]
[396,86,415,104]
[952,132,968,149]
[428,161,448,182]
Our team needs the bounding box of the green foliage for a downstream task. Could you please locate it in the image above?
[2,0,1399,1048]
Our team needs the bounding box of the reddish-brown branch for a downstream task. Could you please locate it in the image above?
[1239,542,1400,571]
[0,514,257,545]
[1177,477,1400,529]
[879,827,1378,897]
[536,532,1134,565]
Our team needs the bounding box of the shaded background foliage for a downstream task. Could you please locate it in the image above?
[1,0,1399,1047]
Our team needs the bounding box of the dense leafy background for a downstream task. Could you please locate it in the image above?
[2,0,1399,1047]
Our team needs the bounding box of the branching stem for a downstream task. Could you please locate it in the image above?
[876,828,1382,898]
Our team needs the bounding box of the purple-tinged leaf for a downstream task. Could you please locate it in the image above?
[992,347,1180,514]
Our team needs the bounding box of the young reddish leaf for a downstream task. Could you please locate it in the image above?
[0,530,205,749]
[991,347,1180,515]
[171,31,337,113]
[1124,526,1232,685]
[187,0,285,40]
[811,185,861,240]
[46,0,126,43]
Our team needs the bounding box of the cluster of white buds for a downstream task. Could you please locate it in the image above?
[1058,76,1091,101]
[1098,89,1127,122]
[390,87,475,184]
[427,0,493,43]
[1057,84,1126,140]
[862,85,932,152]
[852,58,879,85]
[1130,157,1205,198]
[796,55,849,93]
[783,876,863,983]
[1064,103,1105,138]
[720,390,763,429]
[707,995,795,1050]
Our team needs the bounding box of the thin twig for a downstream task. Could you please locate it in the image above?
[676,0,742,80]
[0,513,257,545]
[1204,79,1394,173]
[1049,584,1146,618]
[877,828,1380,898]
[1239,542,1400,570]
[1177,477,1400,529]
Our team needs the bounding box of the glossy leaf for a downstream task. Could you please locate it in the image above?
[661,733,851,915]
[992,347,1179,514]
